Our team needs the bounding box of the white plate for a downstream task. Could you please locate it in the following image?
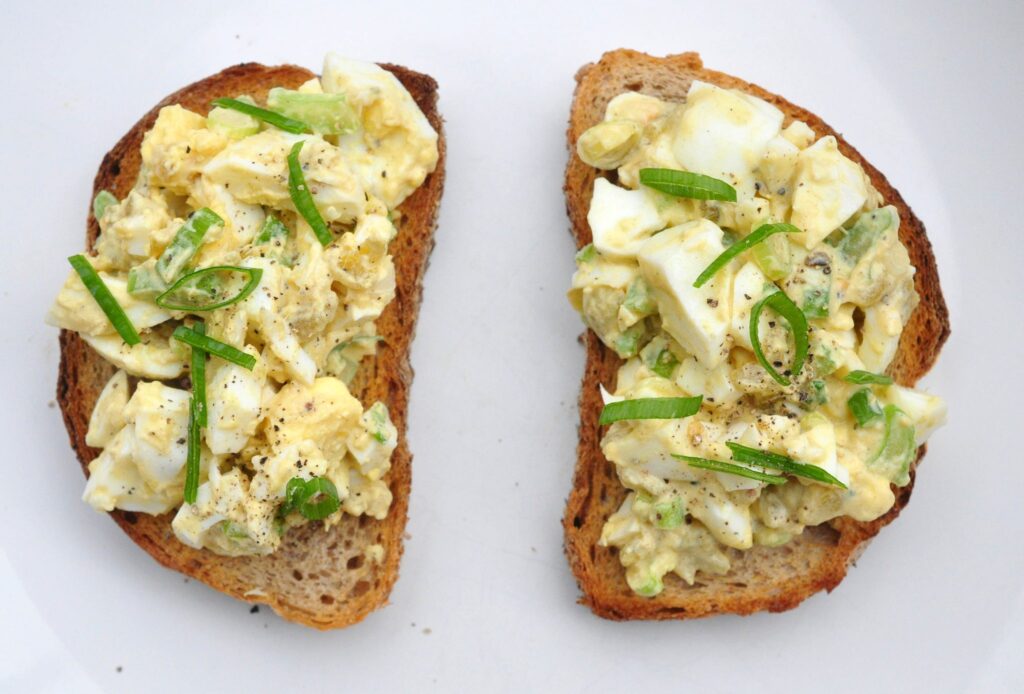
[1,1,1021,691]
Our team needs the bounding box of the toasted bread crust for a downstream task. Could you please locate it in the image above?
[562,50,949,620]
[57,61,445,629]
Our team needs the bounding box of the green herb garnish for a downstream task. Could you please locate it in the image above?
[172,325,256,370]
[287,140,332,246]
[674,454,786,485]
[155,266,262,311]
[749,290,809,386]
[92,190,118,220]
[693,222,800,288]
[67,254,140,345]
[280,476,341,521]
[638,168,737,202]
[599,396,703,425]
[726,442,847,488]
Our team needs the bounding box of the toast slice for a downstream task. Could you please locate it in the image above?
[57,61,446,629]
[563,50,949,620]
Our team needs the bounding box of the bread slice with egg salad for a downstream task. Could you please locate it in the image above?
[51,55,445,629]
[563,50,949,620]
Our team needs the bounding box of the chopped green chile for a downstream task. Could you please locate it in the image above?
[155,266,263,311]
[837,207,895,262]
[93,190,118,220]
[869,405,916,486]
[649,348,680,379]
[172,325,256,370]
[749,290,809,386]
[653,498,686,528]
[324,336,384,384]
[574,243,597,264]
[622,277,657,316]
[266,88,359,135]
[253,215,290,245]
[67,254,140,345]
[674,454,786,485]
[638,168,737,202]
[726,442,847,488]
[287,141,332,246]
[127,261,167,299]
[847,387,882,427]
[802,287,830,318]
[210,97,309,134]
[156,208,224,283]
[750,232,793,281]
[844,370,893,385]
[599,396,703,425]
[693,223,801,288]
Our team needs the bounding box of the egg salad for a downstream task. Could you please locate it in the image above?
[48,54,438,557]
[569,82,946,596]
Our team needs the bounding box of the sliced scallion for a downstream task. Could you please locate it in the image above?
[67,255,140,345]
[155,208,224,283]
[638,168,737,202]
[287,140,332,246]
[190,321,208,427]
[184,397,201,504]
[726,442,847,488]
[844,370,893,385]
[155,266,262,311]
[673,454,786,485]
[210,97,309,134]
[280,476,340,521]
[693,222,800,288]
[599,396,703,425]
[749,290,808,386]
[172,325,256,370]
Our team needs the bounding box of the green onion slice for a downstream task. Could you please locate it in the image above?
[67,255,140,345]
[749,290,809,386]
[844,370,893,385]
[287,141,332,246]
[93,190,118,220]
[298,477,341,520]
[693,222,800,288]
[726,442,847,488]
[210,97,309,134]
[155,266,262,311]
[172,325,256,370]
[599,396,703,425]
[280,476,341,520]
[673,454,786,485]
[638,168,737,202]
[156,208,224,283]
[184,397,201,504]
[253,215,289,245]
[190,322,208,427]
[847,388,882,427]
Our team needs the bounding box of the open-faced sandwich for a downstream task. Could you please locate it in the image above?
[563,50,949,620]
[49,53,445,629]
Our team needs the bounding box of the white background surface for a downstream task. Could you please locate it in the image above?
[1,1,1021,691]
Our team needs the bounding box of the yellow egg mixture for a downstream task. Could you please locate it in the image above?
[569,82,945,596]
[49,55,438,557]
